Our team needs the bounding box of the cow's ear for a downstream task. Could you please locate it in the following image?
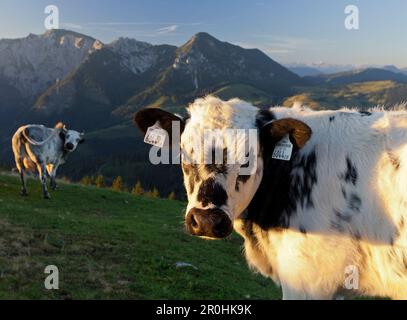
[134,108,185,143]
[261,118,312,148]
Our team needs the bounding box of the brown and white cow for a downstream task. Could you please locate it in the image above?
[135,96,407,299]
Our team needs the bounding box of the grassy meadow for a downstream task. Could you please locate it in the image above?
[0,172,280,300]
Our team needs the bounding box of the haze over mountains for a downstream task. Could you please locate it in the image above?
[286,63,407,77]
[1,29,407,196]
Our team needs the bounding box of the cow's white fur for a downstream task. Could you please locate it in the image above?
[181,96,407,299]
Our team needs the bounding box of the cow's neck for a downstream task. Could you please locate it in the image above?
[245,148,301,230]
[245,108,317,230]
[58,132,70,161]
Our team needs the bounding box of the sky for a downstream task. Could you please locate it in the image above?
[0,0,407,67]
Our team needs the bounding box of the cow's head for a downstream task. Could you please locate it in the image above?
[135,97,311,239]
[56,123,85,152]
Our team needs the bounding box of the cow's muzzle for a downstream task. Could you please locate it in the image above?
[185,208,233,239]
[65,142,74,151]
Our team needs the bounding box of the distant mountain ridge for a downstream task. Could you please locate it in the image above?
[0,29,305,130]
[287,63,407,77]
[304,68,407,86]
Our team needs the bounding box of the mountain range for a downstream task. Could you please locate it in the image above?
[0,29,307,133]
[286,62,407,77]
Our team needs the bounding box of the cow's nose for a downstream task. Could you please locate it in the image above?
[185,208,233,239]
[65,142,74,150]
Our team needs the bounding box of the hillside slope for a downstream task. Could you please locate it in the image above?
[0,173,280,299]
[305,68,407,86]
[283,81,407,110]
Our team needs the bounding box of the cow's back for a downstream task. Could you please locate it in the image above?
[271,108,407,244]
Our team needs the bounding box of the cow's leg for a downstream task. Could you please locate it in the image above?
[37,163,50,199]
[19,168,28,196]
[48,164,58,191]
[12,137,28,196]
[17,164,29,196]
[14,157,28,196]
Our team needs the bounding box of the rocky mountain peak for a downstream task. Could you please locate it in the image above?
[107,38,157,74]
[0,29,103,98]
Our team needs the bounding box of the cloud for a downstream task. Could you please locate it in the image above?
[156,25,178,34]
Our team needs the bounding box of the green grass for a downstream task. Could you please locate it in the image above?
[0,172,281,300]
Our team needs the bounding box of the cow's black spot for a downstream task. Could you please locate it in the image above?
[340,157,358,185]
[332,193,361,233]
[291,150,318,209]
[334,208,352,223]
[329,116,335,122]
[255,108,275,128]
[197,177,227,207]
[388,152,401,170]
[244,111,318,230]
[359,110,372,116]
[235,179,240,191]
[348,193,362,212]
[341,186,347,199]
[299,226,307,234]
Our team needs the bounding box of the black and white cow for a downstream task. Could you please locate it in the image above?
[12,122,84,199]
[135,96,407,299]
